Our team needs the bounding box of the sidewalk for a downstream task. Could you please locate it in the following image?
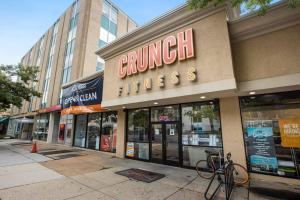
[0,139,299,200]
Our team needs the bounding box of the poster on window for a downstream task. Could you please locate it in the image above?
[279,119,300,148]
[247,126,278,173]
[101,135,111,152]
[126,142,134,157]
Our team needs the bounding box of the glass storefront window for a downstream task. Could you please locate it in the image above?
[127,109,150,160]
[73,112,117,152]
[74,115,87,148]
[86,113,101,150]
[151,105,179,122]
[240,91,300,179]
[35,114,50,141]
[101,112,117,152]
[181,101,222,167]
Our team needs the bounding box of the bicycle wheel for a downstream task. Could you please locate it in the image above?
[232,163,249,185]
[195,159,215,179]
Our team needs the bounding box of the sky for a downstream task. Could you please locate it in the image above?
[0,0,185,65]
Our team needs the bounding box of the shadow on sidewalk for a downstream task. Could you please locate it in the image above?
[250,187,300,200]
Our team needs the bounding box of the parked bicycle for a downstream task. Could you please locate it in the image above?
[196,150,249,186]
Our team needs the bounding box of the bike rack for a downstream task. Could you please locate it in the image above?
[204,172,223,200]
[204,164,235,200]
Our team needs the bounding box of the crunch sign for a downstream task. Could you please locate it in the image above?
[118,28,195,79]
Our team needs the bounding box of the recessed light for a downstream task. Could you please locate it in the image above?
[200,96,206,99]
[154,102,158,105]
[122,106,126,109]
[249,91,256,95]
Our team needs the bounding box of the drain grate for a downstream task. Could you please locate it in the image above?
[53,153,82,160]
[11,142,32,146]
[38,149,75,155]
[115,168,165,183]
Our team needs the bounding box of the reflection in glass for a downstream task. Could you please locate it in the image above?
[240,91,300,178]
[182,102,222,147]
[86,113,101,150]
[35,114,50,141]
[128,109,149,142]
[74,115,87,148]
[151,124,163,161]
[127,109,149,160]
[181,101,222,167]
[101,112,117,152]
[151,106,179,122]
[166,124,179,163]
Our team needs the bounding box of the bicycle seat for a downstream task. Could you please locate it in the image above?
[205,150,219,156]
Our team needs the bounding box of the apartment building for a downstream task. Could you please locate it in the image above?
[7,0,137,145]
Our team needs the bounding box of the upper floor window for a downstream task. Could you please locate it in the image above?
[99,0,118,48]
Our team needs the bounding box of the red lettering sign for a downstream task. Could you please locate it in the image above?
[118,28,195,79]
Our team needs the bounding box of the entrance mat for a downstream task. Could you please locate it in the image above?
[38,149,76,155]
[115,168,165,183]
[52,153,82,160]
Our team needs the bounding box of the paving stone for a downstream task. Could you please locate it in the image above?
[71,174,111,190]
[0,177,92,200]
[68,191,116,200]
[0,163,63,189]
[166,189,224,200]
[99,179,179,200]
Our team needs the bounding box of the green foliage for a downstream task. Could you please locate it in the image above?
[0,64,41,112]
[187,0,300,14]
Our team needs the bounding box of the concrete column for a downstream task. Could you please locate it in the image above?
[220,97,247,168]
[116,110,126,158]
[46,112,55,143]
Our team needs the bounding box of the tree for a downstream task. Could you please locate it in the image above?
[0,64,41,112]
[187,0,300,14]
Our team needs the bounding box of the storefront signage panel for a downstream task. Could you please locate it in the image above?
[279,119,300,148]
[246,120,278,173]
[61,77,104,115]
[118,28,194,79]
[101,11,236,105]
[118,28,197,97]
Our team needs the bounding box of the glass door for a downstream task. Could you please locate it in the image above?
[151,124,163,162]
[165,123,179,164]
[151,123,179,165]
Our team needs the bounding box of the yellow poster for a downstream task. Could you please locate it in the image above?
[279,119,300,148]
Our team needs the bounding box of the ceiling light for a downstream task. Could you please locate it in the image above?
[249,91,256,95]
[154,102,158,105]
[122,106,126,109]
[200,96,206,99]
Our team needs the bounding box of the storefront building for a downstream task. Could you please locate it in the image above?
[96,2,300,184]
[7,0,137,143]
[61,72,118,153]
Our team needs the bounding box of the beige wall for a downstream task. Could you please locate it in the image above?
[81,0,102,77]
[102,11,236,108]
[35,29,53,110]
[50,7,72,106]
[71,0,91,81]
[81,0,138,77]
[220,97,246,168]
[116,110,126,158]
[45,17,65,108]
[233,24,300,82]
